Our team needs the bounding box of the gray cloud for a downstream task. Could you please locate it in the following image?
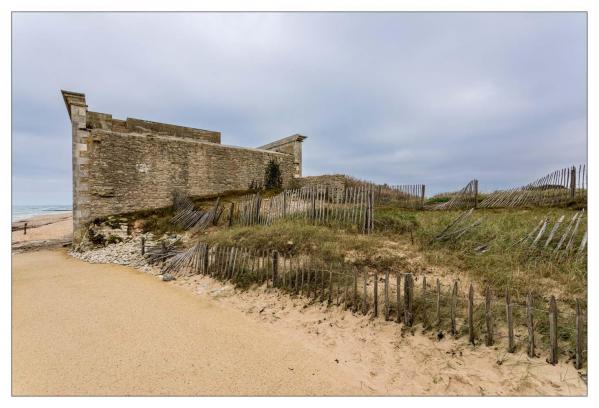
[12,12,587,204]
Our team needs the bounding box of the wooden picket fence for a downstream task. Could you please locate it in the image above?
[479,165,587,208]
[159,242,587,369]
[229,185,375,233]
[373,184,425,208]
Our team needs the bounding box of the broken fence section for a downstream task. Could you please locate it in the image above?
[171,190,224,232]
[428,180,479,210]
[480,165,587,208]
[515,210,587,260]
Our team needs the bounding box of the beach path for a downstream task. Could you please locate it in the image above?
[12,249,361,396]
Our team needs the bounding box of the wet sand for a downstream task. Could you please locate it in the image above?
[12,250,362,396]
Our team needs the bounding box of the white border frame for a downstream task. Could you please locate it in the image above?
[2,1,595,407]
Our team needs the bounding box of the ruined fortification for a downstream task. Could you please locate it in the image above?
[62,90,306,244]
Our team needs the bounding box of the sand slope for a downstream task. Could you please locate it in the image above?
[12,249,363,396]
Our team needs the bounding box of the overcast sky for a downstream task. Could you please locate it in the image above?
[12,12,586,205]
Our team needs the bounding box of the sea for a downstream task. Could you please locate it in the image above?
[12,205,72,222]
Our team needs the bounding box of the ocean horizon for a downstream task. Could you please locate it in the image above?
[12,204,72,222]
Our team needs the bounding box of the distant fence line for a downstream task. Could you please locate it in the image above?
[157,241,587,369]
[479,165,587,209]
[345,176,426,209]
[368,184,425,209]
[237,164,587,214]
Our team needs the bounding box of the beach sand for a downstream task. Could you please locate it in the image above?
[12,249,362,396]
[12,213,72,244]
[11,214,587,396]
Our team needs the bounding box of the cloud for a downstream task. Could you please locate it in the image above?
[11,12,587,205]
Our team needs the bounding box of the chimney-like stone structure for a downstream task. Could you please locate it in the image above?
[62,90,90,244]
[257,134,307,178]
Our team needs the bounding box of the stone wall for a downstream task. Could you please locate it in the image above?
[62,90,304,244]
[86,129,294,217]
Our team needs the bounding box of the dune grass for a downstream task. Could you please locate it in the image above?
[410,207,587,301]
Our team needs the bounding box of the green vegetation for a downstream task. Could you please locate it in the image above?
[425,196,450,205]
[201,220,406,270]
[264,159,283,189]
[373,206,419,234]
[197,205,585,300]
[411,207,586,299]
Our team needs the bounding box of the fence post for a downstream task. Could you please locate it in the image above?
[384,270,390,321]
[450,282,458,336]
[468,284,475,345]
[420,185,426,209]
[283,191,287,218]
[203,244,209,274]
[271,251,278,287]
[548,295,558,365]
[485,287,494,346]
[353,268,358,312]
[256,194,263,224]
[436,279,441,329]
[311,188,317,221]
[527,292,536,358]
[228,203,234,227]
[404,274,413,326]
[140,236,146,255]
[396,271,401,323]
[328,270,333,305]
[570,166,577,199]
[320,269,326,302]
[343,274,349,309]
[506,289,515,353]
[362,270,368,315]
[473,179,479,208]
[363,190,372,234]
[575,299,583,369]
[421,276,428,327]
[373,270,378,317]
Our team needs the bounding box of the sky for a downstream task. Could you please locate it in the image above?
[12,12,587,205]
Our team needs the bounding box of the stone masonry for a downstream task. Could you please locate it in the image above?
[62,90,306,244]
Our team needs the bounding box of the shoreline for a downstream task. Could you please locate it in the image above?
[11,212,73,248]
[12,212,72,229]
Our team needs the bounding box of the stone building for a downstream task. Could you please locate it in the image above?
[62,90,306,244]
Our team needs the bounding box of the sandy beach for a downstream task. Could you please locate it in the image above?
[13,249,362,396]
[12,213,72,245]
[11,216,587,396]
